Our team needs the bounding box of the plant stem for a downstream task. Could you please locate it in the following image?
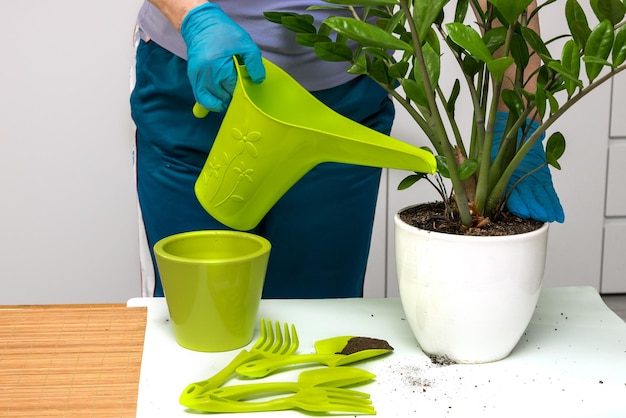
[435,85,466,155]
[400,0,472,226]
[436,24,485,160]
[387,88,436,144]
[474,21,516,215]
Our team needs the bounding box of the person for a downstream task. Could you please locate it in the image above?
[130,0,563,298]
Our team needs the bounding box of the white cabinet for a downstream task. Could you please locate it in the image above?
[606,142,626,217]
[602,221,626,293]
[601,71,626,293]
[610,73,626,137]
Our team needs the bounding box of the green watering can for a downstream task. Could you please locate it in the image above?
[194,58,436,231]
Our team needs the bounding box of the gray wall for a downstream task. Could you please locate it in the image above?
[0,1,143,303]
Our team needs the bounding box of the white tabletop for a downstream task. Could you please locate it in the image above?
[128,286,626,417]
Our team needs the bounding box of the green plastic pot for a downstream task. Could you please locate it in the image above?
[154,230,271,352]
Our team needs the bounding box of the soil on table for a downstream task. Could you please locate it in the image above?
[399,201,544,236]
[427,354,456,366]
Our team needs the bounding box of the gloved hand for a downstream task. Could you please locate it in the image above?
[492,112,565,223]
[180,3,265,113]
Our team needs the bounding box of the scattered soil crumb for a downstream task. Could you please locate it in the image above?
[398,365,433,390]
[428,354,456,366]
[337,337,394,355]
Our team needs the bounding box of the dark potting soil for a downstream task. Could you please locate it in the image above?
[427,354,457,366]
[399,201,544,237]
[337,337,394,355]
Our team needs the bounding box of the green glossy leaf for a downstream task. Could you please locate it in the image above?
[483,27,507,53]
[502,89,525,118]
[368,8,393,19]
[561,39,581,96]
[547,61,584,88]
[537,65,550,88]
[401,79,429,108]
[435,155,450,178]
[389,61,409,78]
[306,5,349,11]
[347,54,369,74]
[369,58,391,84]
[421,42,441,92]
[583,56,614,66]
[375,18,388,30]
[263,11,298,24]
[318,22,332,37]
[313,42,354,61]
[584,20,614,81]
[590,0,626,25]
[324,17,412,50]
[487,56,515,81]
[510,32,530,72]
[454,0,470,23]
[293,14,315,24]
[535,83,547,118]
[546,132,566,169]
[461,55,482,77]
[446,23,493,63]
[445,79,461,116]
[570,21,593,50]
[424,27,441,53]
[323,0,398,5]
[363,46,394,61]
[281,15,316,33]
[295,33,332,47]
[414,0,449,43]
[546,153,561,170]
[547,91,560,116]
[398,173,427,190]
[613,25,626,66]
[488,0,533,25]
[566,0,592,48]
[547,80,567,96]
[520,27,552,61]
[384,10,406,33]
[458,158,479,180]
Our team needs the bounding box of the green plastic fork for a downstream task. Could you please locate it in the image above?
[183,367,375,408]
[183,386,376,414]
[179,318,299,399]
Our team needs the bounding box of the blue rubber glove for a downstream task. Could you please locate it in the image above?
[180,3,265,113]
[492,112,565,223]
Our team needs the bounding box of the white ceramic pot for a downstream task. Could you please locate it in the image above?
[394,206,549,363]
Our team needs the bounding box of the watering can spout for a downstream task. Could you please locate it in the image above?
[195,59,436,230]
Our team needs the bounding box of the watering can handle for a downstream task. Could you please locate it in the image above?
[192,57,251,119]
[193,102,210,118]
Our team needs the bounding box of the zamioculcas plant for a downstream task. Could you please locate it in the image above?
[265,0,626,230]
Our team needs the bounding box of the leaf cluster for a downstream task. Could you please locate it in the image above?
[266,0,626,227]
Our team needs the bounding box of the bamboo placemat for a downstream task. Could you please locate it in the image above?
[0,304,147,418]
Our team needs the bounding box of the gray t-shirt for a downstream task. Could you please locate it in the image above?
[135,1,357,91]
